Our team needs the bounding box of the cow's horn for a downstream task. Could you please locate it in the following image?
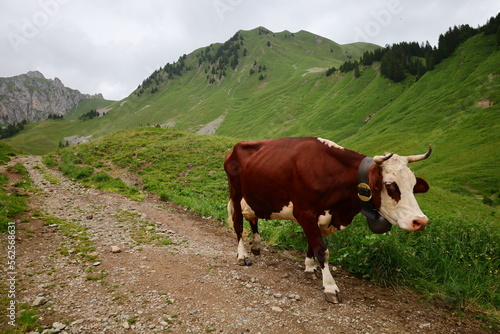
[407,144,432,163]
[373,153,394,165]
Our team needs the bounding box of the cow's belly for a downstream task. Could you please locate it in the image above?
[241,198,338,237]
[241,199,297,222]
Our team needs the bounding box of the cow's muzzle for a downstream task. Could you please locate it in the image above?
[411,217,428,231]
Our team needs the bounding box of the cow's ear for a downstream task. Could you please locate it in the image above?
[368,164,382,191]
[414,177,429,193]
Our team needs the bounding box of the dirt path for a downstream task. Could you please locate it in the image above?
[1,156,488,333]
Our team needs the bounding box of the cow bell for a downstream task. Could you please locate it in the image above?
[360,202,392,233]
[366,214,393,234]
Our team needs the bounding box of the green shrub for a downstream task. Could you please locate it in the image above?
[91,171,112,183]
[42,155,58,168]
[0,142,19,165]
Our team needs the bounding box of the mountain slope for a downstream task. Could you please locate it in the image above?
[111,27,381,134]
[341,33,499,195]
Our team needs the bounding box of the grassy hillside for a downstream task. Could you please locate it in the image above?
[64,98,116,120]
[342,33,499,200]
[82,28,380,136]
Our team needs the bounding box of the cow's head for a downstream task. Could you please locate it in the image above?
[369,146,431,232]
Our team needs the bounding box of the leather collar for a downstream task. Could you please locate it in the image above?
[357,157,392,234]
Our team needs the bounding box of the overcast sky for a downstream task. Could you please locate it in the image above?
[1,0,498,100]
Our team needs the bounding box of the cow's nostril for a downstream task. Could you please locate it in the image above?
[412,217,428,231]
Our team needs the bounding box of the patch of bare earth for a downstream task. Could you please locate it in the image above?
[477,98,493,108]
[0,156,489,333]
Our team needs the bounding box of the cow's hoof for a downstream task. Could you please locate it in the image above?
[304,270,319,280]
[251,248,261,256]
[324,292,342,304]
[304,268,320,280]
[238,258,253,266]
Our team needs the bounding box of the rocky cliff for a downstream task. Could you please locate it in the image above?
[0,71,103,124]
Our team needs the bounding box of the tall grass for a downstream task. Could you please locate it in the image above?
[0,142,20,165]
[0,177,26,232]
[258,213,499,314]
[92,128,233,220]
[328,216,499,310]
[54,149,144,201]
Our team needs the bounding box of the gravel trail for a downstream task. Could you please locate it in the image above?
[1,155,488,333]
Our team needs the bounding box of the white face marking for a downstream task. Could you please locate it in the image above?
[377,154,428,231]
[317,137,344,150]
[317,211,336,236]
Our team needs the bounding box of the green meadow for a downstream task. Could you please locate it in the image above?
[36,127,498,320]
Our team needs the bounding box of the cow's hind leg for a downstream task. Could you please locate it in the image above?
[304,244,319,280]
[249,218,261,255]
[228,199,252,266]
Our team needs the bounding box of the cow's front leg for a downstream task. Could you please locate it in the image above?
[298,213,342,303]
[320,249,341,303]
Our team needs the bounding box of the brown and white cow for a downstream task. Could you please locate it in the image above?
[224,137,431,303]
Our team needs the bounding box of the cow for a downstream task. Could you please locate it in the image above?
[224,137,431,303]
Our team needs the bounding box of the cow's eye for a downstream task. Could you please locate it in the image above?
[385,182,401,202]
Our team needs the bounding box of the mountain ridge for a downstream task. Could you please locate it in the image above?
[0,70,104,125]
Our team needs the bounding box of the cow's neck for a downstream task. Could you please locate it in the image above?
[357,157,392,234]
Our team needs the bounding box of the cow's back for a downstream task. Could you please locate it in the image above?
[226,137,320,179]
[225,137,343,218]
